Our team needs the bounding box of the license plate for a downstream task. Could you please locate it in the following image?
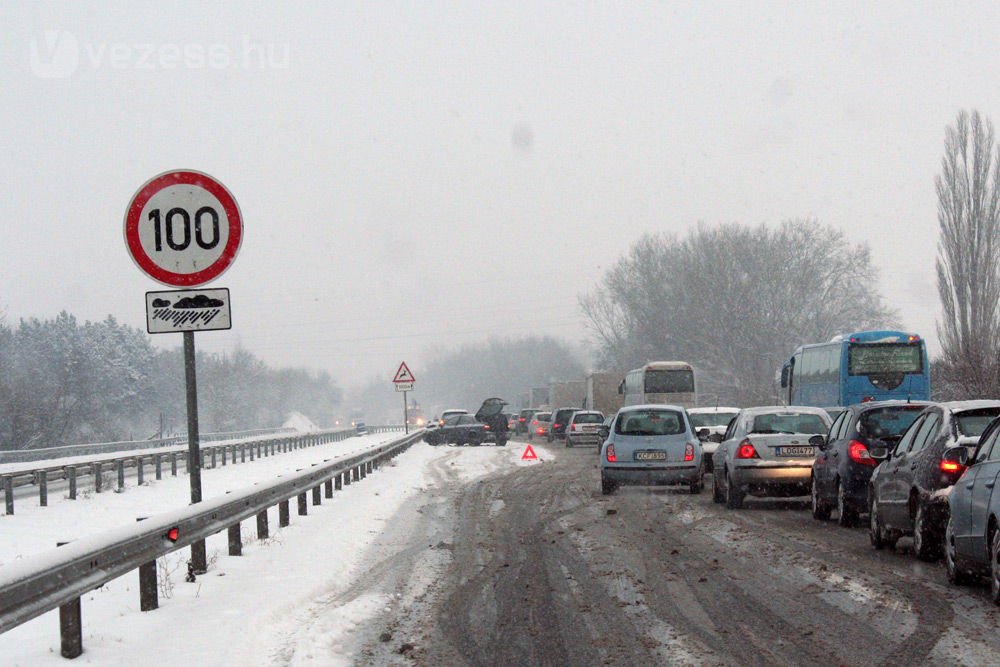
[776,446,814,457]
[635,451,666,461]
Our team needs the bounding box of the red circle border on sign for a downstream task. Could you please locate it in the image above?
[124,170,243,287]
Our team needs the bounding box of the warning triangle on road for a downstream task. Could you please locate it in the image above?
[521,444,538,461]
[393,361,415,384]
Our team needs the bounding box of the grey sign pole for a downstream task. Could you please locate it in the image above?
[403,390,409,434]
[184,331,207,573]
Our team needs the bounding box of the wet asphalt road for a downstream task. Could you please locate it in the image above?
[350,440,1000,666]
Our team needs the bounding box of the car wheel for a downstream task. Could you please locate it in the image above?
[914,500,942,562]
[945,517,973,586]
[836,480,858,527]
[990,529,1000,605]
[869,493,886,550]
[811,476,831,521]
[712,471,724,503]
[601,474,616,496]
[690,470,703,495]
[566,437,573,448]
[725,472,744,510]
[547,434,554,444]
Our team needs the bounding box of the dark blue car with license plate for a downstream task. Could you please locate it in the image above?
[811,401,930,527]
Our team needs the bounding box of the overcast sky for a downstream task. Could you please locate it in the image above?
[4,2,1000,389]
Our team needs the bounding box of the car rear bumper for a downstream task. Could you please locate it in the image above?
[602,465,701,486]
[732,464,812,488]
[567,433,602,444]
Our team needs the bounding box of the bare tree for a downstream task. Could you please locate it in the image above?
[580,220,897,406]
[935,110,1000,398]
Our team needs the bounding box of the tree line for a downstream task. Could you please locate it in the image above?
[0,312,341,450]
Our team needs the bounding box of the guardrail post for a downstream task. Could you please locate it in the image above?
[4,475,14,514]
[211,448,217,469]
[200,450,206,468]
[136,457,144,486]
[39,470,48,507]
[297,492,307,515]
[352,466,360,483]
[249,444,255,462]
[136,518,158,611]
[367,461,373,474]
[256,442,262,458]
[335,472,343,490]
[257,509,269,539]
[155,455,163,480]
[312,485,321,505]
[171,453,178,476]
[94,462,103,493]
[279,499,290,526]
[241,445,246,463]
[324,479,333,498]
[67,466,77,499]
[228,523,242,556]
[360,464,367,480]
[56,541,83,658]
[116,460,125,492]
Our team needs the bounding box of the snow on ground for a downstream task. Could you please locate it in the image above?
[0,439,551,666]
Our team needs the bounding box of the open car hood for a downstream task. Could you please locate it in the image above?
[475,397,507,422]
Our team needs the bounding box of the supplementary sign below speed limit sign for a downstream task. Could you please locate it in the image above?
[124,170,243,287]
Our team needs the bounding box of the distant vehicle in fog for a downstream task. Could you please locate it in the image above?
[780,330,930,409]
[621,361,697,409]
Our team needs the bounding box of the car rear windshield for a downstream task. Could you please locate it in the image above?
[573,413,603,424]
[689,412,738,428]
[858,406,924,439]
[750,413,827,435]
[955,408,1000,437]
[615,409,685,436]
[536,413,551,421]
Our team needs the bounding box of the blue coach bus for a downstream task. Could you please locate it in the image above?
[780,330,930,408]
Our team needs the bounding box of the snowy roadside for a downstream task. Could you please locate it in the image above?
[0,440,551,666]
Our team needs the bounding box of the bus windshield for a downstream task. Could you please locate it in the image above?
[848,343,923,375]
[644,370,694,393]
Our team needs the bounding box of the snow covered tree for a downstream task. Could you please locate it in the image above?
[935,109,1000,398]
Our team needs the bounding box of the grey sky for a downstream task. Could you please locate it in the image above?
[3,2,1000,388]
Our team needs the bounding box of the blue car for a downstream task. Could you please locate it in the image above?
[945,415,1000,599]
[599,404,704,496]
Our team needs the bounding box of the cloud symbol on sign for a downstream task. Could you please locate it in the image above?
[174,295,225,309]
[151,298,171,308]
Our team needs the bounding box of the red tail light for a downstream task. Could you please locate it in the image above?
[571,424,577,431]
[848,440,876,466]
[537,428,544,435]
[684,443,695,462]
[484,424,490,430]
[606,443,617,462]
[736,439,759,459]
[940,459,965,473]
[519,417,526,422]
[554,423,562,429]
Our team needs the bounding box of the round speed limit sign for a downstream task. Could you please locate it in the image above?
[124,170,243,287]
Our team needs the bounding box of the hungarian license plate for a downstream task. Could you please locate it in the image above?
[635,451,666,461]
[776,446,813,457]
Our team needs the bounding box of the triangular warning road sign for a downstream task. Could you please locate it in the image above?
[521,444,538,461]
[393,361,415,384]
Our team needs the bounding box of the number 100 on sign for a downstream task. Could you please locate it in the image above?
[124,170,243,287]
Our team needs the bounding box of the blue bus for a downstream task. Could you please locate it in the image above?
[780,330,930,408]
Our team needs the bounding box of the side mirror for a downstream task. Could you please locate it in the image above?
[869,444,890,461]
[942,446,968,467]
[708,433,723,443]
[808,434,826,448]
[599,425,610,439]
[697,428,710,441]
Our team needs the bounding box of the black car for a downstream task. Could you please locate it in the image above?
[869,400,1000,560]
[475,397,509,447]
[548,407,577,442]
[811,401,930,527]
[425,413,490,446]
[516,408,539,436]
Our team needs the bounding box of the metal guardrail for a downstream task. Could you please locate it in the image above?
[0,427,298,464]
[0,429,423,658]
[0,426,406,515]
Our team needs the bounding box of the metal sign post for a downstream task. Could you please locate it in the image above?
[124,169,243,575]
[393,362,415,433]
[403,391,409,434]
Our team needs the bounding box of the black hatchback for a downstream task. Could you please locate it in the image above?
[811,401,930,527]
[869,400,1000,560]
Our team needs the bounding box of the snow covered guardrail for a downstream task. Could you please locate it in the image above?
[0,426,407,515]
[0,429,424,658]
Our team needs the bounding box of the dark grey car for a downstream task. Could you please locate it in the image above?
[869,400,1000,561]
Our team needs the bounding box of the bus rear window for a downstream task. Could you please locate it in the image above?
[644,370,694,393]
[859,406,924,439]
[848,343,923,375]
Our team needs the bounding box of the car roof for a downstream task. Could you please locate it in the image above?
[688,407,740,413]
[739,405,830,416]
[845,400,934,411]
[619,403,687,412]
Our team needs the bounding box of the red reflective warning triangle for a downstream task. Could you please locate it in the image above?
[521,444,538,461]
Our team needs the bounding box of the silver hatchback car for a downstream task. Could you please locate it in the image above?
[599,404,704,495]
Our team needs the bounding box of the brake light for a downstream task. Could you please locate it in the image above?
[848,440,876,466]
[537,428,544,435]
[571,424,577,431]
[519,417,526,422]
[554,423,562,429]
[606,443,617,462]
[941,459,965,473]
[908,335,920,342]
[737,439,759,459]
[484,424,490,430]
[861,396,875,403]
[684,443,695,462]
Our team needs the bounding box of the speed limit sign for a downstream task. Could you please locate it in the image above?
[124,170,243,287]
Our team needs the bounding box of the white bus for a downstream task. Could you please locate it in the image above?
[620,361,697,408]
